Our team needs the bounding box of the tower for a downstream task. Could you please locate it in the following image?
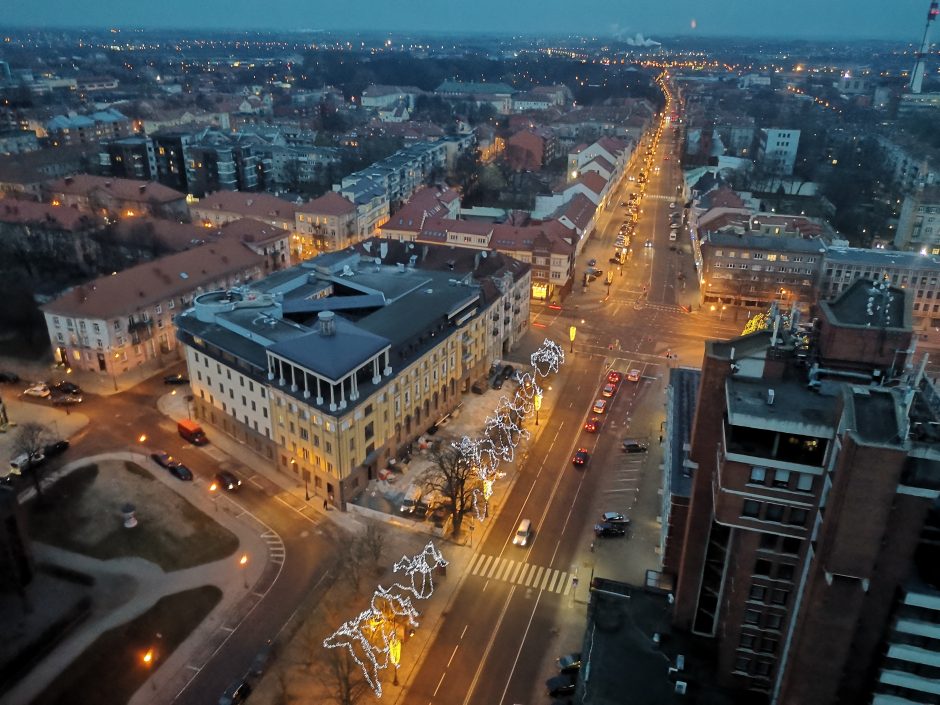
[909,0,939,94]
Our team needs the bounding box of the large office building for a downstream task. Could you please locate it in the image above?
[669,278,940,704]
[174,241,530,508]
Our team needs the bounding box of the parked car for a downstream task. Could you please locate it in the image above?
[601,511,630,525]
[150,452,176,468]
[169,462,194,481]
[546,675,576,697]
[51,381,81,395]
[583,417,602,433]
[0,371,20,384]
[43,440,70,457]
[249,640,275,679]
[500,364,515,380]
[218,680,252,705]
[558,652,582,675]
[594,522,627,537]
[471,380,487,395]
[52,394,83,405]
[214,470,242,491]
[164,373,190,385]
[572,448,590,466]
[9,451,44,474]
[23,383,50,398]
[587,258,596,267]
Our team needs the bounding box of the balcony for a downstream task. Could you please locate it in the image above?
[724,422,827,471]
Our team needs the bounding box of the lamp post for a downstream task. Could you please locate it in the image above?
[569,325,577,353]
[389,632,401,686]
[606,271,613,297]
[111,351,120,392]
[534,392,542,426]
[239,553,248,588]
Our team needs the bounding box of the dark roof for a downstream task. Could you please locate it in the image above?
[269,316,390,382]
[667,367,701,498]
[820,278,910,330]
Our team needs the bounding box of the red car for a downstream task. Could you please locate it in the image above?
[584,417,602,433]
[607,370,622,385]
[572,448,590,466]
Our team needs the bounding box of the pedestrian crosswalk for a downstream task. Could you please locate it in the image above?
[262,529,286,564]
[465,553,574,595]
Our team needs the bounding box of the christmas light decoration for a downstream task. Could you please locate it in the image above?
[455,338,566,520]
[324,542,447,698]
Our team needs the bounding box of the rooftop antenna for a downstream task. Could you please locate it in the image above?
[771,314,780,347]
[909,1,939,94]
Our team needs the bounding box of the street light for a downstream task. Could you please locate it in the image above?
[239,553,248,588]
[569,325,577,353]
[389,632,401,686]
[534,392,542,426]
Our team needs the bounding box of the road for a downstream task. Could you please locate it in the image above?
[401,85,745,705]
[36,372,337,704]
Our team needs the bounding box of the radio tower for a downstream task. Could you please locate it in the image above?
[909,0,939,94]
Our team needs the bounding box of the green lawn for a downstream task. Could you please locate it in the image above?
[30,586,222,705]
[28,462,240,571]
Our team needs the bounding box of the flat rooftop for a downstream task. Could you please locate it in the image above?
[726,376,840,438]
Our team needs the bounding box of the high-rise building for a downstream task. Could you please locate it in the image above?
[671,279,940,704]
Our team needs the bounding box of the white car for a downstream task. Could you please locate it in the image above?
[627,369,641,382]
[669,202,677,209]
[592,399,607,414]
[23,383,50,398]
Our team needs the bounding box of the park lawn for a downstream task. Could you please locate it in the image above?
[30,586,222,705]
[28,461,239,571]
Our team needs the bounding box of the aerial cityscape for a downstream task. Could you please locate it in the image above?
[1,2,939,705]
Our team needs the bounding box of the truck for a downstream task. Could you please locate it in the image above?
[178,419,209,445]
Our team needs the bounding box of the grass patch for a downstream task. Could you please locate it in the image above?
[30,586,222,705]
[28,461,239,572]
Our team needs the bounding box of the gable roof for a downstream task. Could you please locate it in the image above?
[299,191,356,217]
[570,171,608,196]
[558,194,596,231]
[193,191,299,220]
[45,175,186,204]
[0,198,98,231]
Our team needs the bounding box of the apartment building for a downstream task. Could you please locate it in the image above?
[46,109,132,147]
[190,191,298,233]
[173,242,529,508]
[757,129,800,176]
[895,186,940,252]
[44,174,189,220]
[294,191,358,254]
[671,279,940,704]
[99,137,158,181]
[40,239,263,380]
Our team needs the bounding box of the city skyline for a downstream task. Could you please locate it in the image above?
[0,0,933,41]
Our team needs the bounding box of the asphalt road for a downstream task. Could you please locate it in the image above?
[32,372,337,705]
[402,94,746,705]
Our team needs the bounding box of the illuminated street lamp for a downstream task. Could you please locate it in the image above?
[239,553,249,588]
[568,325,577,353]
[534,392,543,426]
[389,632,401,686]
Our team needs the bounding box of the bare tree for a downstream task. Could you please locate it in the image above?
[421,444,481,536]
[11,422,51,497]
[336,532,367,593]
[359,521,386,573]
[319,645,370,705]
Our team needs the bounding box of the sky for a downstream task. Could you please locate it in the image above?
[0,0,933,41]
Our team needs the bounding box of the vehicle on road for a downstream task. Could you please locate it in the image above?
[669,231,677,242]
[622,440,649,454]
[164,373,190,385]
[218,680,252,705]
[644,239,653,248]
[214,470,242,491]
[0,371,20,384]
[470,380,487,394]
[670,202,677,208]
[558,652,582,674]
[51,394,83,405]
[169,462,194,481]
[23,383,50,398]
[51,381,81,395]
[150,451,176,468]
[572,448,590,466]
[601,511,630,525]
[9,451,44,474]
[602,383,617,398]
[546,675,577,697]
[178,419,209,445]
[583,417,602,433]
[592,399,607,414]
[627,369,641,382]
[587,258,596,267]
[607,370,623,384]
[512,518,532,546]
[594,522,627,537]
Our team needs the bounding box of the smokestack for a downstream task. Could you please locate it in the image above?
[909,1,939,94]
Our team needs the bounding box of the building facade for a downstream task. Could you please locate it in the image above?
[895,187,940,252]
[757,129,800,176]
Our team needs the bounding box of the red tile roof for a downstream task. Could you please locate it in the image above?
[571,171,608,196]
[299,191,356,217]
[45,174,185,204]
[559,194,596,231]
[0,198,98,231]
[193,191,299,219]
[219,218,290,245]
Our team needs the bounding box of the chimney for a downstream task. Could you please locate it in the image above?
[318,310,336,336]
[767,389,775,405]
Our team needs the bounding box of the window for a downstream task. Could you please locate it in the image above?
[782,537,801,554]
[776,564,795,581]
[759,639,777,654]
[765,504,785,522]
[734,656,750,673]
[743,500,761,518]
[749,467,767,484]
[754,661,772,677]
[788,508,808,526]
[740,634,756,650]
[744,609,761,625]
[771,589,789,605]
[772,469,790,488]
[796,474,814,492]
[749,585,767,602]
[765,613,783,630]
[754,559,772,576]
[759,533,777,550]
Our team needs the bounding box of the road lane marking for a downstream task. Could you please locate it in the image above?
[496,560,514,581]
[446,644,460,668]
[460,624,468,639]
[496,589,544,705]
[461,585,517,705]
[486,557,502,578]
[475,555,492,576]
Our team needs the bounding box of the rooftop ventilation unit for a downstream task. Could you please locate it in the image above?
[767,389,775,405]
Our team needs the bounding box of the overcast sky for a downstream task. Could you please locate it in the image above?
[0,0,933,40]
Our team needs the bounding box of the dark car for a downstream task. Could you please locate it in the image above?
[51,381,81,395]
[249,640,275,679]
[601,511,630,525]
[558,652,582,675]
[150,452,176,468]
[572,448,590,466]
[51,394,83,405]
[587,258,596,267]
[218,680,252,705]
[583,417,601,433]
[169,462,194,481]
[43,440,70,457]
[0,371,21,383]
[215,470,241,491]
[500,364,515,380]
[164,373,190,385]
[546,675,576,697]
[622,440,649,454]
[470,380,487,395]
[594,522,627,537]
